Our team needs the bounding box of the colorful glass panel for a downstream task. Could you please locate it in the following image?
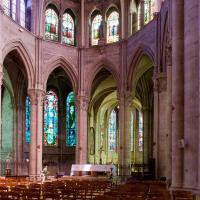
[138,111,143,152]
[12,0,16,20]
[25,96,30,143]
[107,11,119,43]
[91,14,102,46]
[130,112,134,152]
[66,92,76,146]
[45,8,58,41]
[20,0,26,27]
[108,109,117,151]
[138,3,141,30]
[62,13,75,45]
[2,0,10,16]
[44,91,58,146]
[144,0,150,24]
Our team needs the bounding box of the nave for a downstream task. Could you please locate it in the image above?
[0,176,193,200]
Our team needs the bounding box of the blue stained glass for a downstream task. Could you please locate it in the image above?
[66,92,76,146]
[20,0,26,27]
[108,109,117,151]
[107,11,119,43]
[25,96,30,143]
[62,12,75,45]
[44,91,58,146]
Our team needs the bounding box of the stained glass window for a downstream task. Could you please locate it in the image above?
[144,0,151,24]
[25,96,30,143]
[108,109,117,151]
[2,0,10,16]
[20,0,26,27]
[138,3,141,30]
[66,92,76,146]
[44,91,58,146]
[12,0,16,20]
[45,8,58,41]
[107,11,119,43]
[62,12,75,45]
[138,111,143,152]
[91,14,102,46]
[130,112,134,152]
[26,0,32,31]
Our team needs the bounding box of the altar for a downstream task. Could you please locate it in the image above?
[70,164,115,176]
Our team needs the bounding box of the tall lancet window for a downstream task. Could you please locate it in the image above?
[2,0,10,16]
[12,0,16,20]
[130,112,134,152]
[107,10,119,43]
[25,96,30,143]
[62,11,75,45]
[44,91,58,146]
[108,109,117,151]
[137,3,141,30]
[20,0,26,27]
[138,111,143,152]
[66,92,76,146]
[150,0,155,20]
[91,13,102,46]
[45,7,59,41]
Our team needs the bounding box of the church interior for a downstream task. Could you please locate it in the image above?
[0,0,199,199]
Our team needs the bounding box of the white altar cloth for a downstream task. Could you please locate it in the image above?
[70,164,115,176]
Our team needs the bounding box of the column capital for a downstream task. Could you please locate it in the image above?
[153,73,167,93]
[27,89,46,106]
[75,95,89,111]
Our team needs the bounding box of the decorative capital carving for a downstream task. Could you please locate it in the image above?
[153,73,167,93]
[75,95,89,111]
[28,89,46,106]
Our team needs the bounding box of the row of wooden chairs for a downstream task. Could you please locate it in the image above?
[0,178,113,199]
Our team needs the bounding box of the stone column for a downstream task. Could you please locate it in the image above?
[118,92,125,176]
[120,0,128,39]
[0,67,3,175]
[153,78,159,178]
[124,92,133,176]
[140,0,145,28]
[143,107,149,165]
[155,0,162,13]
[76,95,89,164]
[81,0,85,47]
[184,0,198,189]
[171,0,184,188]
[28,89,45,180]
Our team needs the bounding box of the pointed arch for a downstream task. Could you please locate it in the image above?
[86,58,120,97]
[127,44,155,94]
[2,40,35,89]
[43,56,78,93]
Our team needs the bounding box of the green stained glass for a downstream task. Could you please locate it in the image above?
[107,11,119,43]
[44,91,58,146]
[66,92,76,146]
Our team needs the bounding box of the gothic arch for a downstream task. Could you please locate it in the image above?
[43,56,78,93]
[86,58,120,97]
[127,44,155,93]
[2,40,35,89]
